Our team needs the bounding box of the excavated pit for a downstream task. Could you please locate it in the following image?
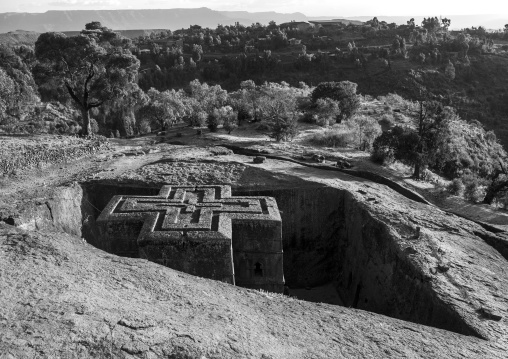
[19,180,482,339]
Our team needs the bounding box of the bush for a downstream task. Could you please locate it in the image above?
[371,144,395,164]
[268,115,299,142]
[237,107,252,123]
[447,178,465,196]
[462,175,486,202]
[302,112,318,124]
[207,111,220,132]
[139,120,151,134]
[308,125,356,148]
[379,114,394,130]
[223,115,238,134]
[347,115,382,150]
[311,81,361,122]
[188,111,208,127]
[309,116,382,150]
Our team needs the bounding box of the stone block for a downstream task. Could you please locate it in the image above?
[97,185,284,292]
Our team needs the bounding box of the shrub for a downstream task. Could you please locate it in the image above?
[371,144,395,164]
[302,112,318,124]
[237,107,252,123]
[309,116,381,150]
[379,114,394,130]
[315,97,341,124]
[462,174,486,202]
[139,120,151,134]
[347,115,382,150]
[207,111,220,132]
[187,111,208,127]
[308,125,356,148]
[311,81,361,121]
[447,178,465,196]
[223,115,238,134]
[268,115,299,142]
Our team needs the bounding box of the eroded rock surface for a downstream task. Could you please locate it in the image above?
[0,223,505,358]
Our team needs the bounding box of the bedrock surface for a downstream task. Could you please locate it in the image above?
[0,223,506,359]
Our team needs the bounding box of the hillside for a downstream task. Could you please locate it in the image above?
[0,30,39,45]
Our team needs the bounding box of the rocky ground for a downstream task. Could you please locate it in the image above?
[1,129,508,358]
[1,223,505,359]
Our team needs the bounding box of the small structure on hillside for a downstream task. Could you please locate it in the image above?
[280,21,314,32]
[97,185,284,293]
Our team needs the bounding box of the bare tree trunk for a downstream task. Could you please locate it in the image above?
[413,162,421,179]
[483,180,508,204]
[81,108,92,136]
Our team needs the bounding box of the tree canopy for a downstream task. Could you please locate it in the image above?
[0,45,39,125]
[34,22,140,135]
[311,81,361,122]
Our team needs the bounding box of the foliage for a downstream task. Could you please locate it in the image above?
[188,79,227,111]
[309,115,381,150]
[0,45,39,126]
[348,115,382,150]
[433,111,507,179]
[315,98,341,125]
[267,114,299,142]
[311,81,361,121]
[445,61,456,80]
[447,178,465,196]
[136,87,187,131]
[372,101,445,178]
[206,109,220,132]
[421,17,441,33]
[461,174,487,203]
[308,124,356,148]
[34,22,140,135]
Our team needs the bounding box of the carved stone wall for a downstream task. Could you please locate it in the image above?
[97,185,284,292]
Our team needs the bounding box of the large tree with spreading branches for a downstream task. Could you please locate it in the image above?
[34,22,140,135]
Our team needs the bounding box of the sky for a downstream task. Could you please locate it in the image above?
[0,0,507,17]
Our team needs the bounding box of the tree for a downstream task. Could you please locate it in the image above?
[268,114,299,142]
[0,67,16,125]
[207,109,220,132]
[223,115,238,134]
[34,22,140,135]
[311,81,361,122]
[238,80,260,121]
[369,17,380,29]
[422,17,441,33]
[350,115,382,150]
[137,103,166,131]
[483,162,508,204]
[254,82,302,141]
[192,44,203,62]
[315,98,341,125]
[441,18,451,30]
[372,101,445,179]
[0,45,39,125]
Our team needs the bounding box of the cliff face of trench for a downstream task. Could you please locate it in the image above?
[235,186,483,337]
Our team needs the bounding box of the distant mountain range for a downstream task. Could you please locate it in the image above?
[0,8,506,34]
[0,8,308,33]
